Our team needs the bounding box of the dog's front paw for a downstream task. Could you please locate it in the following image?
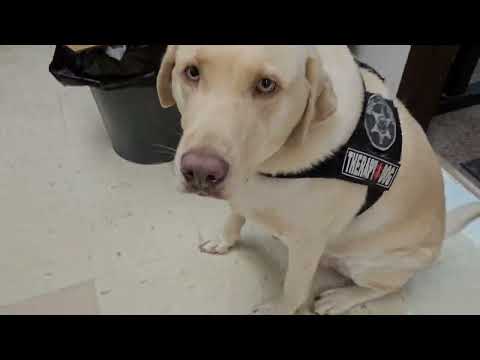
[251,298,296,315]
[199,235,234,255]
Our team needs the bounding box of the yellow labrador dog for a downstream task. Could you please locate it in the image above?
[157,45,480,315]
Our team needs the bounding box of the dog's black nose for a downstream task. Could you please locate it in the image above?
[181,151,229,191]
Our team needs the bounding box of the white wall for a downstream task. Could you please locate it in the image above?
[352,45,411,95]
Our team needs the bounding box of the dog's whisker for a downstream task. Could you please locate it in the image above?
[151,147,175,153]
[152,151,177,158]
[151,145,178,158]
[152,144,178,152]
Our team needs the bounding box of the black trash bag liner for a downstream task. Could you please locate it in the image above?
[49,45,167,90]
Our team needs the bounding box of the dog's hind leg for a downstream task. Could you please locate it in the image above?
[314,244,440,315]
[313,269,412,315]
[315,210,446,315]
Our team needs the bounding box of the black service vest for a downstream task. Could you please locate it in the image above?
[261,60,402,216]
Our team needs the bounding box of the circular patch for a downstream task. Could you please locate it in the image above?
[364,94,397,151]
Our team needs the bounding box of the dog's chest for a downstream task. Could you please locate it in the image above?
[229,178,304,237]
[250,208,290,238]
[232,197,289,237]
[229,175,360,239]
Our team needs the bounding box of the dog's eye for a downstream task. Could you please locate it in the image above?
[256,78,278,95]
[185,65,200,82]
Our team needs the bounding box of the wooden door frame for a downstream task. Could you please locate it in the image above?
[397,45,460,131]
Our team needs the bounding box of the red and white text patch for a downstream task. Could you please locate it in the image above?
[342,148,400,190]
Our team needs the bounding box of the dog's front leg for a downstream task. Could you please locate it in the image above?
[199,211,245,255]
[252,237,326,315]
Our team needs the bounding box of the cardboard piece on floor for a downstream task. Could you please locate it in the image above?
[0,280,100,315]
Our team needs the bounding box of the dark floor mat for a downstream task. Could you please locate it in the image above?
[461,159,480,182]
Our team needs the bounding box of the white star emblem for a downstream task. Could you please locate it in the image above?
[369,112,394,146]
[364,95,397,151]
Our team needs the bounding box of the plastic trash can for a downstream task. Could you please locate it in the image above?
[49,45,181,164]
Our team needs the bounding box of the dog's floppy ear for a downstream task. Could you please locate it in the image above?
[289,53,337,145]
[157,45,177,108]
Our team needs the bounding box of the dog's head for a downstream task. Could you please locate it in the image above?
[157,45,337,199]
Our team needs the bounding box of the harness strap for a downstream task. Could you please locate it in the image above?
[355,58,386,215]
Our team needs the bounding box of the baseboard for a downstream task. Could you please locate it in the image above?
[439,155,480,200]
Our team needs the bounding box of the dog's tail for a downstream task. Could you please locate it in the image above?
[446,203,480,238]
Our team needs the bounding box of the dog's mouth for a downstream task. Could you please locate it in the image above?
[181,182,228,200]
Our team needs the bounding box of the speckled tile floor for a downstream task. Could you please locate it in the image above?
[0,45,479,315]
